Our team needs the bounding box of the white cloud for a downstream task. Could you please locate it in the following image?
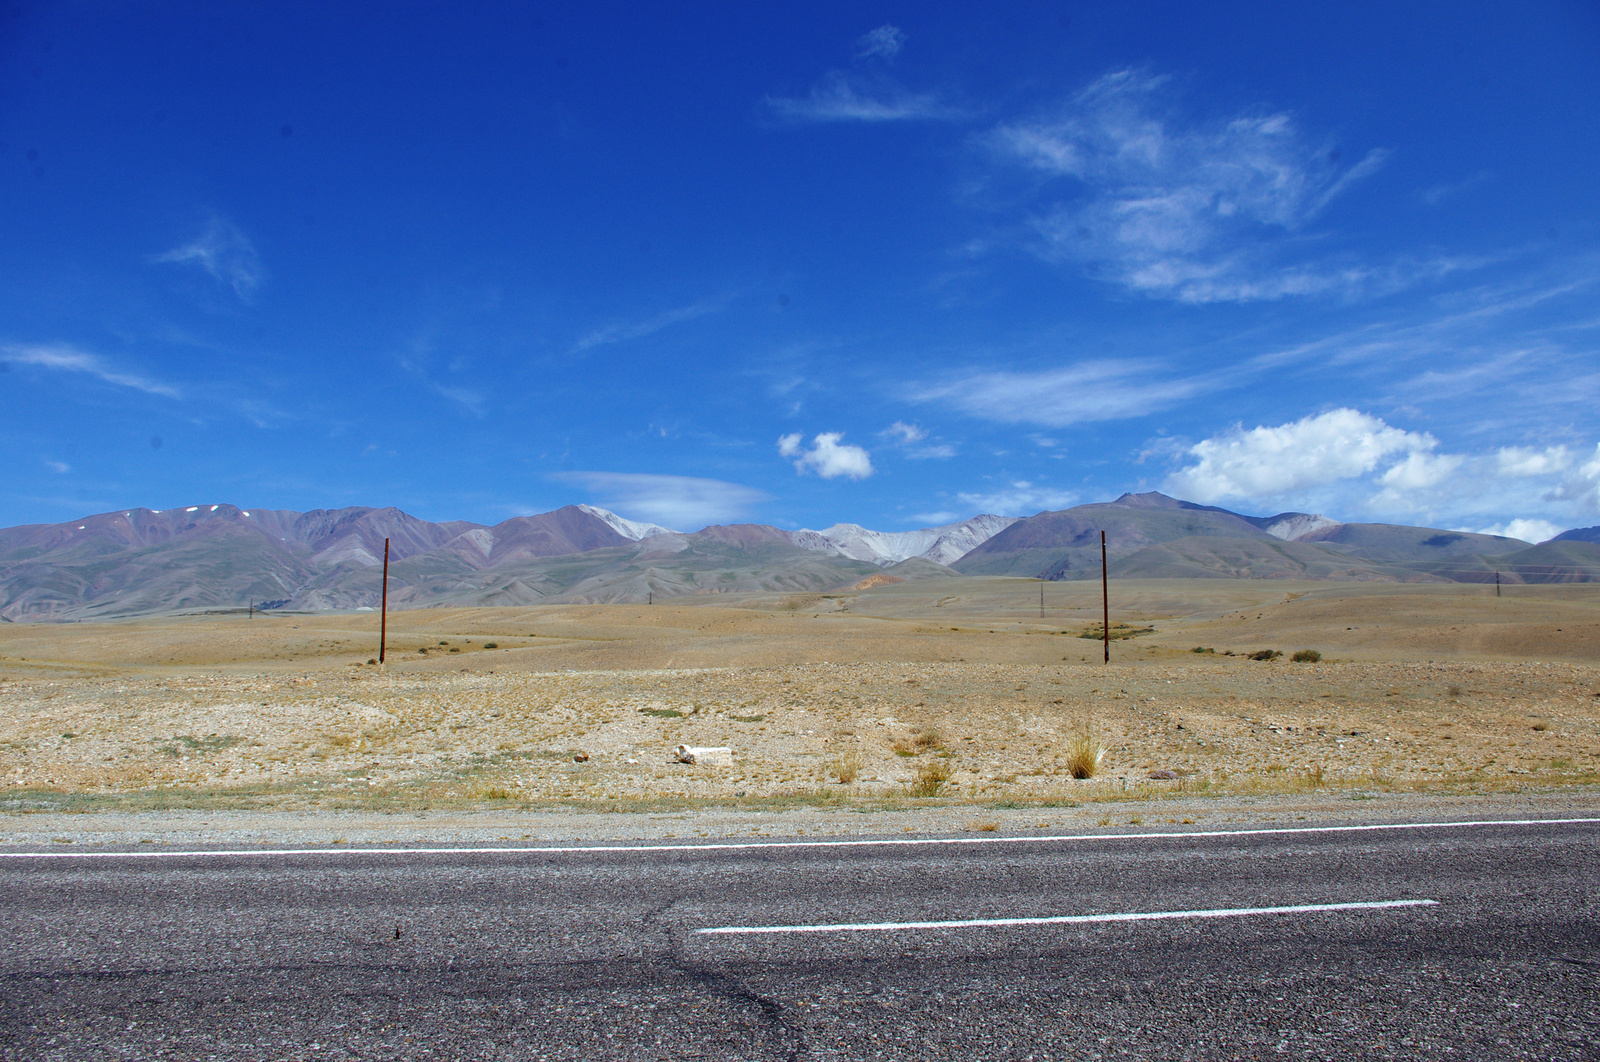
[1166,408,1442,502]
[155,217,263,300]
[880,420,955,459]
[855,25,905,60]
[1,343,181,398]
[912,510,960,525]
[1378,451,1465,491]
[1546,443,1600,512]
[767,71,956,123]
[780,432,874,480]
[987,68,1388,303]
[1421,170,1491,207]
[1495,445,1572,478]
[549,472,768,530]
[573,298,722,352]
[1471,518,1561,544]
[911,359,1207,427]
[43,459,71,474]
[955,480,1077,517]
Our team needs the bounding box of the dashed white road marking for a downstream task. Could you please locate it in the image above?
[697,898,1441,935]
[0,817,1593,859]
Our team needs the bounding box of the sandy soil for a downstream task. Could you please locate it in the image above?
[1,579,1596,840]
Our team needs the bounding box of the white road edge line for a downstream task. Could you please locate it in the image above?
[1,818,1595,859]
[697,898,1441,935]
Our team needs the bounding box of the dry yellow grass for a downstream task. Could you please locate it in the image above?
[0,579,1596,809]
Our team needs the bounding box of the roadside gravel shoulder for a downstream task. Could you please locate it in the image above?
[4,787,1597,851]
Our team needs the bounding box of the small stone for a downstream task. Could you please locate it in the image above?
[573,752,589,762]
[1147,769,1178,780]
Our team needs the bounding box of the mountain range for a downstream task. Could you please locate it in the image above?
[2,493,1595,621]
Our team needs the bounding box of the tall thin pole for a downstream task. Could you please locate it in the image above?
[1495,571,1501,598]
[1040,583,1045,619]
[1101,530,1110,664]
[379,537,389,664]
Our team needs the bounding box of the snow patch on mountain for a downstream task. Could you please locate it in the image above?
[576,505,676,541]
[793,514,1019,566]
[1263,514,1342,541]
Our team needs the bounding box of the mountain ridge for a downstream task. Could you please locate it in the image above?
[2,493,1592,621]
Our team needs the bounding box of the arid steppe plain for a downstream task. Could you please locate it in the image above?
[2,578,1597,843]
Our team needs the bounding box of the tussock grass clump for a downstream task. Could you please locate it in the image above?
[482,642,498,649]
[905,757,952,797]
[1291,649,1321,663]
[1063,732,1105,779]
[1247,649,1282,662]
[639,707,684,719]
[829,747,864,784]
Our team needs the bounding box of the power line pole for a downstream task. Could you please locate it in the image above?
[1496,570,1501,598]
[379,537,389,664]
[1040,582,1044,619]
[1101,530,1110,664]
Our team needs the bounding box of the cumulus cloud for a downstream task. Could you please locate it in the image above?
[549,472,767,530]
[955,480,1077,517]
[910,359,1208,428]
[779,432,874,479]
[855,25,905,60]
[1471,518,1562,544]
[1,342,181,398]
[155,217,263,300]
[1546,443,1600,512]
[1377,451,1465,491]
[1165,409,1444,502]
[1496,445,1572,478]
[987,68,1388,303]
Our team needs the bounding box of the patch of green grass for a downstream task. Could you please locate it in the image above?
[730,714,765,723]
[639,707,684,719]
[1079,624,1155,640]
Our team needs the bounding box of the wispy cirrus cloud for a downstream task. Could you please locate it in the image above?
[985,68,1390,303]
[1,343,181,398]
[766,26,962,123]
[909,358,1209,428]
[955,480,1077,516]
[549,471,767,530]
[154,217,263,300]
[573,298,723,352]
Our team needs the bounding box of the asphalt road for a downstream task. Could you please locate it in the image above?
[2,819,1597,1061]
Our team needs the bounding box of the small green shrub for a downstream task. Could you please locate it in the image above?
[1191,646,1215,654]
[1248,649,1282,662]
[1291,649,1321,663]
[482,642,498,649]
[639,707,684,719]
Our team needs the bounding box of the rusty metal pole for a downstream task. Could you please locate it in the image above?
[1101,530,1110,664]
[1496,571,1501,598]
[379,537,389,664]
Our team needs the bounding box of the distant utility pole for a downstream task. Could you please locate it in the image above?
[1040,582,1044,619]
[379,537,390,664]
[1101,530,1110,664]
[248,599,253,620]
[1496,571,1501,598]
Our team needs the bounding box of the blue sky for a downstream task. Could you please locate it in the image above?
[4,1,1598,540]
